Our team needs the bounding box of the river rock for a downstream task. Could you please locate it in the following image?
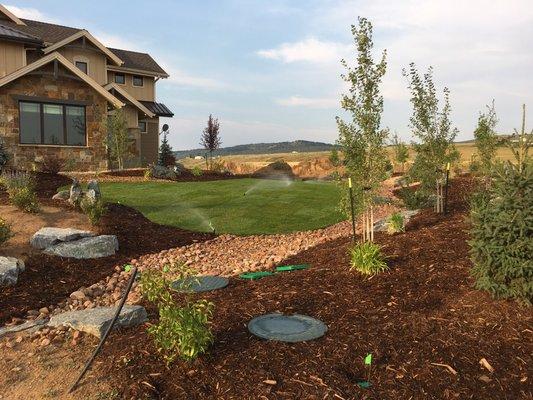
[0,256,25,286]
[151,165,177,180]
[30,227,94,250]
[0,319,47,338]
[43,235,119,259]
[48,305,147,338]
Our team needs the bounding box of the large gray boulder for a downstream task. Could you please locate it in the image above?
[374,209,420,232]
[52,190,69,201]
[48,305,147,338]
[0,319,47,338]
[87,180,101,198]
[30,227,94,250]
[69,179,82,205]
[0,256,25,286]
[151,164,177,180]
[43,235,118,259]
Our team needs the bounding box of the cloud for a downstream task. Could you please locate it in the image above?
[277,95,339,108]
[4,4,59,23]
[257,37,350,64]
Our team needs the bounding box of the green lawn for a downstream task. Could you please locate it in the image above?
[99,178,344,235]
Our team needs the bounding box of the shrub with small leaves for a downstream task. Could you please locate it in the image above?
[140,263,214,364]
[0,217,13,246]
[1,171,39,213]
[40,155,64,175]
[349,241,388,275]
[387,213,405,234]
[191,166,203,177]
[80,197,107,226]
[144,168,152,181]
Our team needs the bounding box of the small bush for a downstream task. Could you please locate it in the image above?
[2,171,39,213]
[349,241,388,275]
[387,213,405,234]
[191,166,203,177]
[140,263,214,364]
[40,155,64,174]
[80,197,107,225]
[0,217,13,246]
[396,186,431,210]
[0,139,8,171]
[144,168,152,181]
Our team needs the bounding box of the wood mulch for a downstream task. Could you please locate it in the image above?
[0,173,214,324]
[91,177,531,399]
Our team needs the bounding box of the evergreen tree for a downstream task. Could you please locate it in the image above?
[158,131,175,167]
[469,104,532,304]
[403,64,459,197]
[336,17,389,241]
[200,115,221,169]
[473,100,498,176]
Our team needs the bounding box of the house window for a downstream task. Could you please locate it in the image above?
[138,121,147,133]
[115,73,125,84]
[19,101,86,146]
[75,61,88,74]
[132,75,143,87]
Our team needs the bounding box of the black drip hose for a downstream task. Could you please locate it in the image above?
[69,266,138,393]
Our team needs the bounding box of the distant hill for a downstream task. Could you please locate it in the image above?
[174,140,338,159]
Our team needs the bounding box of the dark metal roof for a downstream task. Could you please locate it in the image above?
[140,101,174,117]
[0,23,43,45]
[108,48,168,76]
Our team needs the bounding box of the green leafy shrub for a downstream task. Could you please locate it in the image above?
[0,217,13,246]
[140,263,214,364]
[387,213,405,234]
[396,186,431,209]
[40,155,64,175]
[1,171,39,213]
[349,241,388,275]
[80,197,107,226]
[9,187,39,213]
[191,166,203,177]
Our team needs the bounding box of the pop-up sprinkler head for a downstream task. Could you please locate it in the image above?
[208,221,216,235]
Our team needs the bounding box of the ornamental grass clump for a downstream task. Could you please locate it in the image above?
[140,263,214,364]
[0,217,13,246]
[1,171,39,213]
[387,212,405,234]
[349,241,388,275]
[469,105,532,304]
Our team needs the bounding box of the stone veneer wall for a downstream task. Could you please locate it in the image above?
[0,69,110,171]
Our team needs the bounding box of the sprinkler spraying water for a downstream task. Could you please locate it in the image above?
[208,221,216,234]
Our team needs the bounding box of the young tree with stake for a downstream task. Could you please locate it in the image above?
[403,64,459,205]
[106,108,132,170]
[473,100,498,177]
[392,133,409,173]
[337,17,389,242]
[200,115,221,170]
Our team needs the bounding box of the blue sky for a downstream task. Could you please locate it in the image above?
[7,1,533,150]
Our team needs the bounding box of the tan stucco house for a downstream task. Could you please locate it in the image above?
[0,5,173,171]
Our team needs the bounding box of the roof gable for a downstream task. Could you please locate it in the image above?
[43,30,123,66]
[0,5,26,26]
[0,51,124,108]
[104,83,155,118]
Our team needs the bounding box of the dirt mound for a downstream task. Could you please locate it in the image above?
[252,160,295,179]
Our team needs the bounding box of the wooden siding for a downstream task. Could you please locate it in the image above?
[123,104,139,129]
[58,41,107,85]
[0,41,25,78]
[107,71,155,101]
[140,117,159,165]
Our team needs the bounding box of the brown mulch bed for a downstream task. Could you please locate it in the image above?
[0,174,214,324]
[68,169,252,183]
[92,177,531,399]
